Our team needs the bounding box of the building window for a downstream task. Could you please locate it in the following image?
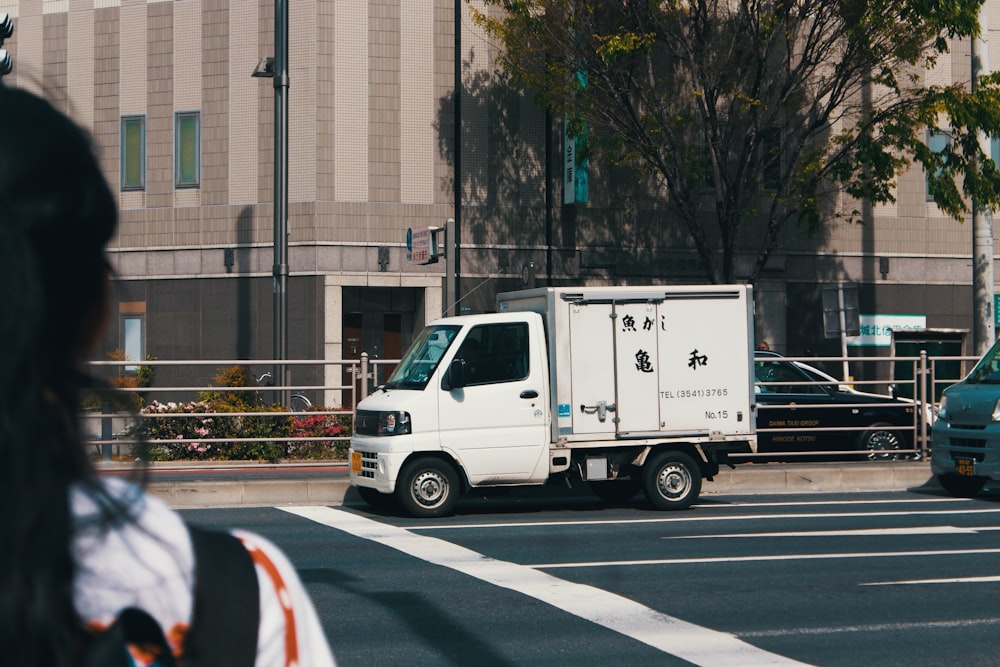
[926,129,949,202]
[175,111,200,188]
[120,115,145,191]
[122,315,144,373]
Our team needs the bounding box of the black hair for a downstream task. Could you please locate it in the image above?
[0,86,119,666]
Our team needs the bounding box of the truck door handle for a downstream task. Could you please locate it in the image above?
[580,401,616,422]
[520,390,538,399]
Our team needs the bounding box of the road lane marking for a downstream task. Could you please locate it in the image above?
[526,547,1000,569]
[863,575,1000,586]
[408,507,1000,531]
[740,617,1000,637]
[704,498,969,507]
[281,505,813,667]
[671,526,982,538]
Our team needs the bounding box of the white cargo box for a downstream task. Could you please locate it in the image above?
[497,285,756,442]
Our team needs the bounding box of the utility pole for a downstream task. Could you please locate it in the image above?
[274,0,289,403]
[452,0,461,316]
[972,6,996,355]
[253,0,290,401]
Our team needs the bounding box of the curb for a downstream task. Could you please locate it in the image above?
[705,461,936,495]
[139,461,938,509]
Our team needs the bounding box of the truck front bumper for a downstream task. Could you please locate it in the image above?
[348,435,413,493]
[931,421,1000,481]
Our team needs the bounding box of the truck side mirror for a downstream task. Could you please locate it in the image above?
[446,358,468,390]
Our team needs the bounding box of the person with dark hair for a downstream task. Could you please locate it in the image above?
[456,337,485,383]
[0,86,335,666]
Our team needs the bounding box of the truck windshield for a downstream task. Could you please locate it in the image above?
[967,339,1000,383]
[382,325,461,390]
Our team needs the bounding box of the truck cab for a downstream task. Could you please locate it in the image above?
[350,312,550,515]
[932,337,1000,496]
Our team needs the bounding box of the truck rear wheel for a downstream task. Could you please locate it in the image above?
[396,457,461,518]
[938,473,987,498]
[643,451,701,511]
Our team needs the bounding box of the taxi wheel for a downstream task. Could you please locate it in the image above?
[859,423,905,460]
[643,451,701,511]
[396,457,461,518]
[938,473,987,498]
[357,486,398,513]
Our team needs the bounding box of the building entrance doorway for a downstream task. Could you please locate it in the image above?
[341,287,422,406]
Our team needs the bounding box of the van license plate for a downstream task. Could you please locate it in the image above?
[955,457,975,477]
[351,451,362,474]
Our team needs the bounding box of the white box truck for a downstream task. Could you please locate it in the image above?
[349,285,757,517]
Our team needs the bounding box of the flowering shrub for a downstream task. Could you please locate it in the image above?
[129,366,351,462]
[288,408,352,459]
[135,399,291,462]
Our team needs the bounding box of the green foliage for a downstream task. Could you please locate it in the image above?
[133,366,293,462]
[287,408,353,459]
[135,354,157,390]
[83,349,157,413]
[198,365,263,410]
[129,363,351,462]
[472,0,1000,282]
[134,400,290,462]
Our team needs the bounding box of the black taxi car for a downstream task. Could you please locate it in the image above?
[753,351,919,460]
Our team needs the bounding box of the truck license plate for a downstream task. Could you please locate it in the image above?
[351,450,362,474]
[955,457,975,477]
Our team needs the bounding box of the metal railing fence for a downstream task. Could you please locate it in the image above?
[84,351,981,462]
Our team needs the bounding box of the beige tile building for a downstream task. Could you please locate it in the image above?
[3,0,996,393]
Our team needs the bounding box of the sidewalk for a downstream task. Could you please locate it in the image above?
[111,460,941,509]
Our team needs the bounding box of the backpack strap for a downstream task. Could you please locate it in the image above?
[181,525,260,667]
[83,607,177,667]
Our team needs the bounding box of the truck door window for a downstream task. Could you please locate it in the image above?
[455,323,529,385]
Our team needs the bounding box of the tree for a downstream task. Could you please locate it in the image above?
[472,0,1000,283]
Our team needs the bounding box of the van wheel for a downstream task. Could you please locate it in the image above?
[590,476,642,503]
[357,486,398,513]
[396,457,460,518]
[643,451,701,511]
[859,423,905,460]
[938,473,987,498]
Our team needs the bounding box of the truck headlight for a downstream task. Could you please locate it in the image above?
[937,396,948,420]
[354,410,413,436]
[379,411,411,435]
[993,399,1000,422]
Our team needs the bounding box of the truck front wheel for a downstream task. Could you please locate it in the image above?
[643,451,701,511]
[396,457,461,518]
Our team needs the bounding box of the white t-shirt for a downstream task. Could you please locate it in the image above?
[72,477,336,667]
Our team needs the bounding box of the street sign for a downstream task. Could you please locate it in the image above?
[822,283,860,338]
[847,314,927,347]
[408,226,442,265]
